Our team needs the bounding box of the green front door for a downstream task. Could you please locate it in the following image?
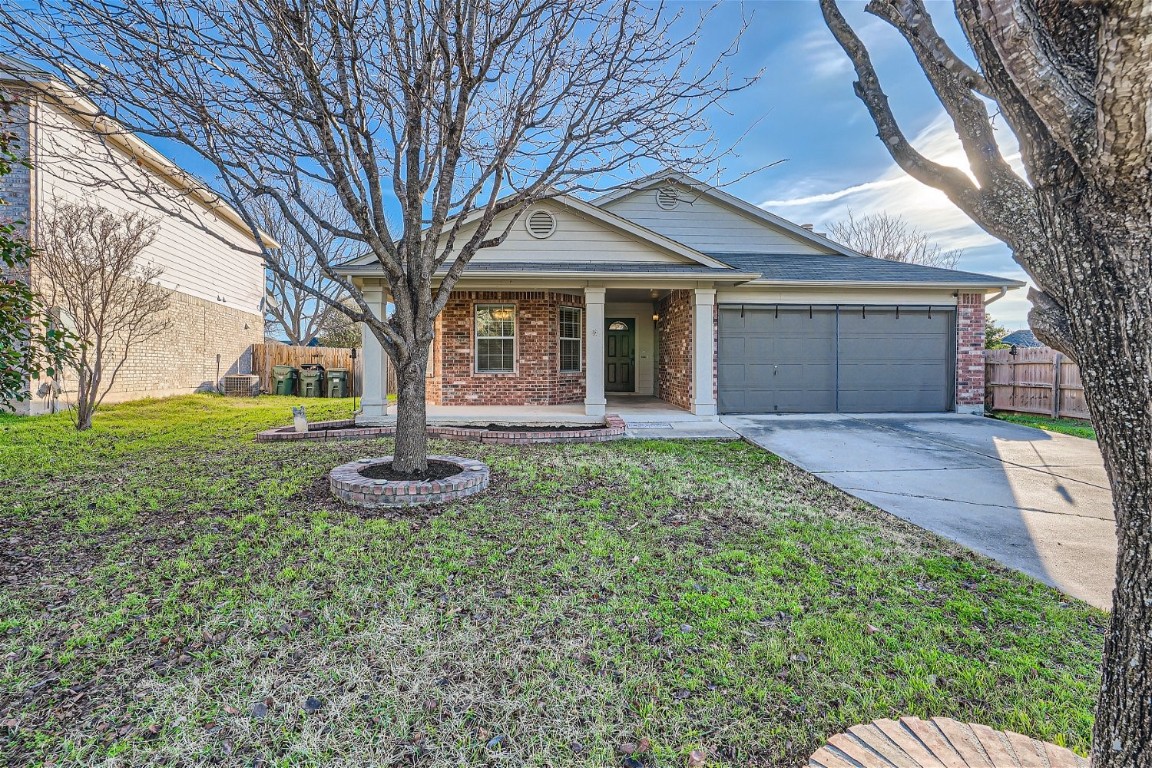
[605,318,635,392]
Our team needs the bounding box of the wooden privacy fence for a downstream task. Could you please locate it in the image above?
[251,343,397,396]
[985,347,1089,419]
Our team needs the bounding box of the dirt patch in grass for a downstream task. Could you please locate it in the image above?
[0,396,1106,768]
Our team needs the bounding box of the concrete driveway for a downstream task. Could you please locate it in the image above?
[723,413,1116,610]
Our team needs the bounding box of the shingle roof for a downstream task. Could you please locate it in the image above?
[0,53,54,81]
[1001,329,1043,348]
[708,252,1021,286]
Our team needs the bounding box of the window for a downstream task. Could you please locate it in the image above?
[475,304,515,373]
[608,320,629,331]
[559,307,582,373]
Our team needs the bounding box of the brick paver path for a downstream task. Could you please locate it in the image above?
[809,717,1088,768]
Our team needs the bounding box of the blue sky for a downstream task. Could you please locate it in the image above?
[143,0,1030,328]
[673,0,1031,328]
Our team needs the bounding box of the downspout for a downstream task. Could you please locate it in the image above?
[984,287,1007,305]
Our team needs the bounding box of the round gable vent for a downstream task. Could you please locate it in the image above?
[655,186,680,210]
[525,208,557,239]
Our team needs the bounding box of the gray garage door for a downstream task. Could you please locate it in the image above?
[717,305,954,414]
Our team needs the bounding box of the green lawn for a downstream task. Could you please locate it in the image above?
[990,411,1097,440]
[1,396,1105,767]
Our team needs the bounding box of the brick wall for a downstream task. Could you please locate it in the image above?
[0,97,31,249]
[956,292,986,412]
[656,290,693,410]
[2,98,32,413]
[431,290,586,406]
[31,285,263,412]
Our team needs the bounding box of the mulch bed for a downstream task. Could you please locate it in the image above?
[358,459,462,482]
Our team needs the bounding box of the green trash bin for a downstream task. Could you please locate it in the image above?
[272,364,298,396]
[299,364,326,398]
[326,368,349,399]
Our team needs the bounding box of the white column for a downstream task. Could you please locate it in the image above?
[584,287,607,417]
[692,288,717,418]
[357,285,390,425]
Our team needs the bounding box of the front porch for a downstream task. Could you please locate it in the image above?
[357,284,722,423]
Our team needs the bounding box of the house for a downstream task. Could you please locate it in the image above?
[1001,329,1044,349]
[0,55,267,414]
[338,172,1023,422]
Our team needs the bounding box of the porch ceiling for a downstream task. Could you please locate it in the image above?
[606,287,666,303]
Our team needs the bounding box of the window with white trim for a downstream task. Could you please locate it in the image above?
[559,307,582,373]
[475,304,516,373]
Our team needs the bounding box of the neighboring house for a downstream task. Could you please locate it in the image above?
[0,55,267,414]
[338,171,1024,422]
[1001,329,1044,349]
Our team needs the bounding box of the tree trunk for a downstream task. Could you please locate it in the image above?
[391,348,430,474]
[1077,243,1152,768]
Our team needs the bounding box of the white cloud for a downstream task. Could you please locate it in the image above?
[793,27,854,81]
[756,110,1035,328]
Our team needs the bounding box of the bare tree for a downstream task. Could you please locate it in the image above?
[316,301,363,349]
[1,0,747,472]
[819,1,1151,764]
[258,195,355,346]
[36,200,170,430]
[828,210,960,268]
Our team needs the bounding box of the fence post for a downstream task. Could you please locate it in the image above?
[1010,356,1018,410]
[1052,352,1063,418]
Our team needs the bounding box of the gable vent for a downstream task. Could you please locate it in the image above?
[655,186,680,210]
[525,208,557,239]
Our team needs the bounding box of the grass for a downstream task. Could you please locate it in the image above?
[0,396,1105,767]
[990,411,1097,440]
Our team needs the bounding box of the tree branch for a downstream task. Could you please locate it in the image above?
[818,0,984,213]
[974,0,1095,163]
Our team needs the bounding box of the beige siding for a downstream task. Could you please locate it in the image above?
[604,302,656,395]
[717,286,963,306]
[602,187,834,255]
[454,201,696,264]
[30,99,265,314]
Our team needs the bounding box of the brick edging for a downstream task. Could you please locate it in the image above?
[329,455,490,507]
[257,415,626,444]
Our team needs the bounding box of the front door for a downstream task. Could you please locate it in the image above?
[605,318,635,392]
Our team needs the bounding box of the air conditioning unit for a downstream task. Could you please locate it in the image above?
[221,374,260,397]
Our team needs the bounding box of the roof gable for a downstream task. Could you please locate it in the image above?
[339,193,731,271]
[595,171,861,258]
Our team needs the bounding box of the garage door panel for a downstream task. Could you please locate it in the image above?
[718,305,954,414]
[837,309,952,412]
[717,307,837,414]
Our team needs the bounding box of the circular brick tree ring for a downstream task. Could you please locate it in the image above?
[329,455,489,507]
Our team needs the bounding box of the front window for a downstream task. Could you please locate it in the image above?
[475,304,516,373]
[559,307,582,373]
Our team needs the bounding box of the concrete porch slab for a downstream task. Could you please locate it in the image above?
[368,396,738,439]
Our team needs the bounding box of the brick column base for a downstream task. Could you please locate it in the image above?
[956,293,986,414]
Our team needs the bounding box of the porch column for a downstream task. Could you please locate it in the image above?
[692,288,717,417]
[357,285,389,425]
[584,287,607,417]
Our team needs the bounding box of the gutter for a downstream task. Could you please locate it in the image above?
[984,286,1008,305]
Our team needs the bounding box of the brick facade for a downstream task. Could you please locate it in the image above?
[3,99,33,414]
[656,289,693,410]
[29,285,262,413]
[430,291,586,406]
[0,97,31,252]
[955,292,986,412]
